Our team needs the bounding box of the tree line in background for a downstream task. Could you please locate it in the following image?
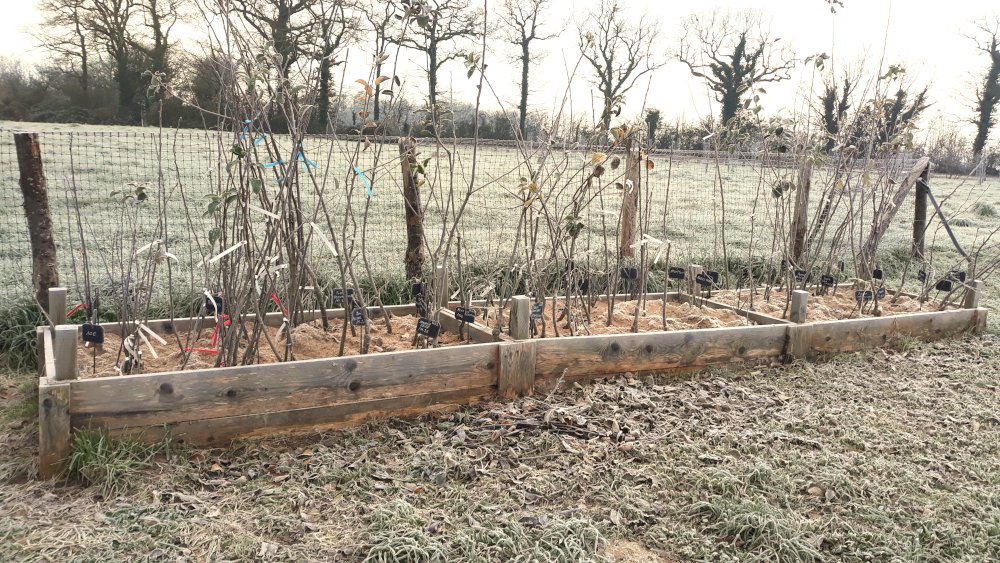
[0,0,997,172]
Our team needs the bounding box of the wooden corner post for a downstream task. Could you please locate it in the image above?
[790,290,809,324]
[509,295,531,340]
[15,132,59,312]
[48,287,67,325]
[964,279,984,309]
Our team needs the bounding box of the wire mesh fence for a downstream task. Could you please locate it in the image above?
[0,124,929,304]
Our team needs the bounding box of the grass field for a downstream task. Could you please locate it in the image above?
[1,121,997,308]
[1,332,999,561]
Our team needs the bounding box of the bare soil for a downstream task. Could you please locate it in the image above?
[76,314,471,379]
[711,287,951,321]
[476,297,751,337]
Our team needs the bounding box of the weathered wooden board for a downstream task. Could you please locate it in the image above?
[533,324,788,379]
[498,341,536,397]
[438,314,496,344]
[70,343,499,428]
[38,379,70,479]
[801,308,981,357]
[102,385,496,447]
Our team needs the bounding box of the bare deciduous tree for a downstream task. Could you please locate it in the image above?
[398,0,482,117]
[679,10,794,125]
[970,17,1000,160]
[500,0,557,138]
[231,0,314,78]
[578,0,662,131]
[310,0,355,130]
[36,0,92,96]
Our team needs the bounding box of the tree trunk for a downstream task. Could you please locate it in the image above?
[519,44,529,137]
[15,133,59,311]
[400,138,426,280]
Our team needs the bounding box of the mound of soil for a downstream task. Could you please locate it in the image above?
[476,297,750,338]
[75,314,470,379]
[711,287,949,321]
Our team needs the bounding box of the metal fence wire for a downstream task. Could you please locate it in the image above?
[0,125,923,303]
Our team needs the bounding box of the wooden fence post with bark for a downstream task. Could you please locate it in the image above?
[400,137,425,281]
[912,164,930,258]
[791,157,813,265]
[619,144,641,259]
[15,133,59,311]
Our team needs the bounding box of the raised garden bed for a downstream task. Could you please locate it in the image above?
[36,283,988,478]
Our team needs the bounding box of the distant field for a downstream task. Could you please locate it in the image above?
[0,121,997,305]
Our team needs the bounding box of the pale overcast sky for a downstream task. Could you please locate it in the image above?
[1,0,996,137]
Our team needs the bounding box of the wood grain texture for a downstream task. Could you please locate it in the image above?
[499,341,536,398]
[42,327,56,380]
[509,296,530,340]
[101,385,496,447]
[786,325,811,360]
[533,324,788,379]
[70,342,499,428]
[38,380,70,479]
[790,291,809,324]
[964,280,984,309]
[802,309,978,358]
[53,325,77,381]
[48,287,66,325]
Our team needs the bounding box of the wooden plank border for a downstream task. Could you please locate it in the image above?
[70,343,500,430]
[533,324,789,379]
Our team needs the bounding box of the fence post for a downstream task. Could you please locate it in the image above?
[791,157,813,265]
[790,290,809,324]
[435,265,449,307]
[619,143,641,259]
[400,137,425,281]
[509,295,531,340]
[964,279,984,309]
[14,133,59,312]
[48,287,67,325]
[912,164,929,258]
[53,325,78,381]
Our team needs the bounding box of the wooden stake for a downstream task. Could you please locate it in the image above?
[510,295,531,340]
[48,287,67,325]
[790,290,809,324]
[964,280,984,309]
[53,325,78,381]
